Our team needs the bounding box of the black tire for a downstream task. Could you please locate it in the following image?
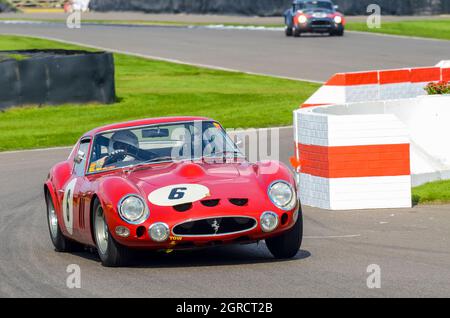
[45,192,82,252]
[285,26,293,36]
[293,27,301,37]
[92,199,131,267]
[336,29,344,36]
[266,204,303,259]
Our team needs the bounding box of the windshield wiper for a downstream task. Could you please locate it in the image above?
[144,156,174,163]
[126,156,175,172]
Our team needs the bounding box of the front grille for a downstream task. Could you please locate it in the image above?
[173,217,257,236]
[311,20,331,26]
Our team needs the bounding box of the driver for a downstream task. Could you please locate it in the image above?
[95,130,140,169]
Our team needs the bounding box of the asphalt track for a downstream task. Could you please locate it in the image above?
[0,128,449,297]
[1,21,450,81]
[0,22,450,297]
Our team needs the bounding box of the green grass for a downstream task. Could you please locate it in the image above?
[0,35,319,151]
[412,180,450,205]
[0,52,29,61]
[346,19,450,41]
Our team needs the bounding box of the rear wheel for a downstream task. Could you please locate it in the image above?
[266,204,303,259]
[93,199,131,267]
[46,192,82,252]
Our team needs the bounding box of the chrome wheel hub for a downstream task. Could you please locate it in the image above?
[47,198,58,239]
[94,206,109,255]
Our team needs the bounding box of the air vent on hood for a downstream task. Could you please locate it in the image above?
[173,203,193,212]
[201,199,220,207]
[229,198,248,206]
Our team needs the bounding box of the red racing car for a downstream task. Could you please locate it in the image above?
[44,117,302,266]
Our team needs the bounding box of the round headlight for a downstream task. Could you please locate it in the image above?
[149,223,170,242]
[118,195,149,224]
[260,212,279,232]
[298,15,308,24]
[334,16,342,24]
[268,181,296,210]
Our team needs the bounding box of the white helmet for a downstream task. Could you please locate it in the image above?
[108,130,139,153]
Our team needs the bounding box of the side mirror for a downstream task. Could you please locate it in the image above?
[333,5,339,10]
[74,150,85,164]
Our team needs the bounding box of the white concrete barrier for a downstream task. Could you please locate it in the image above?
[293,62,450,210]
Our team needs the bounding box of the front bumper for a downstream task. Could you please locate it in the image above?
[107,204,300,250]
[297,19,343,33]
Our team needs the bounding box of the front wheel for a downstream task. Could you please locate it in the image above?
[266,204,303,259]
[285,26,293,36]
[332,29,344,36]
[46,192,82,252]
[92,199,131,267]
[293,26,301,37]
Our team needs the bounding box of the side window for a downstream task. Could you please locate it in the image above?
[74,140,90,177]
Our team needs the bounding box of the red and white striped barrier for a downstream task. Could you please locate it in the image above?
[302,65,449,108]
[293,61,450,210]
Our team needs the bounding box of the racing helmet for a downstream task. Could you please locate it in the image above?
[108,130,139,154]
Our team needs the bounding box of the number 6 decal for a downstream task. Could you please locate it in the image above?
[62,179,77,235]
[168,187,187,200]
[148,184,210,207]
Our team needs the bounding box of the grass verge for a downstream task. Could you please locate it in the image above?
[346,19,450,41]
[412,180,450,205]
[0,35,319,151]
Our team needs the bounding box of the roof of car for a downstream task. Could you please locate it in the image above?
[84,116,213,137]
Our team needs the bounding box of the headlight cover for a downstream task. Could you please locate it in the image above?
[149,223,170,242]
[268,180,297,210]
[260,212,279,233]
[298,15,308,24]
[118,194,149,224]
[334,16,343,24]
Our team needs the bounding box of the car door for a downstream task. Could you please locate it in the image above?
[60,138,91,241]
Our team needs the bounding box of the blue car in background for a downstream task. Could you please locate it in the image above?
[284,0,345,37]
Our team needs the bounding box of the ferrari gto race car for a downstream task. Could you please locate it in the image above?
[44,117,302,266]
[284,0,345,37]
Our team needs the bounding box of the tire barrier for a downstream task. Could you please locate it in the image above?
[293,61,450,210]
[0,50,116,110]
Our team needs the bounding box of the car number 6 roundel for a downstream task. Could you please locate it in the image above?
[62,179,77,235]
[148,184,210,207]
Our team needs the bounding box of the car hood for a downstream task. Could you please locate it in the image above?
[303,8,333,14]
[124,161,266,199]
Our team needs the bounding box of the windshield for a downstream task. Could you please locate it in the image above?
[295,1,333,11]
[88,120,242,173]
